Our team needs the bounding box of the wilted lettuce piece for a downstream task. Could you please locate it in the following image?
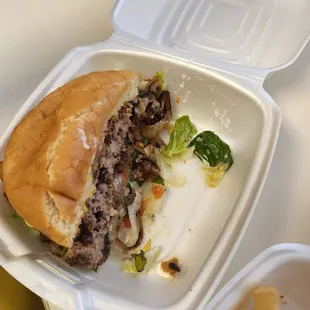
[202,163,229,188]
[161,115,197,157]
[121,258,137,274]
[189,131,233,187]
[188,131,233,168]
[155,71,168,90]
[122,247,162,275]
[155,71,165,84]
[131,250,147,273]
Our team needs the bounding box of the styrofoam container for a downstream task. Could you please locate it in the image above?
[206,244,310,310]
[0,1,309,309]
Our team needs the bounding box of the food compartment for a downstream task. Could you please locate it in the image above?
[0,49,278,310]
[261,259,310,309]
[207,245,310,310]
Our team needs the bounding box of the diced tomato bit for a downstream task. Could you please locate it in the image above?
[152,185,164,199]
[123,215,131,228]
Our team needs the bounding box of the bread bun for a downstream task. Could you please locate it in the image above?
[3,71,141,247]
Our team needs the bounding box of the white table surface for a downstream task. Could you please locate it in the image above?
[2,1,310,309]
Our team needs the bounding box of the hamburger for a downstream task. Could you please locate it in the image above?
[0,70,172,269]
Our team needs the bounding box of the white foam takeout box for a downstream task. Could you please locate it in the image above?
[206,243,310,310]
[0,1,310,309]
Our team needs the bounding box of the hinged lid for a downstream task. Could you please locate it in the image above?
[112,0,310,74]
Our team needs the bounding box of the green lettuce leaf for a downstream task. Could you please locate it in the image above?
[189,131,233,187]
[161,115,197,157]
[188,131,233,168]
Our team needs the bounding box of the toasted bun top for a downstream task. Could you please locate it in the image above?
[3,71,141,247]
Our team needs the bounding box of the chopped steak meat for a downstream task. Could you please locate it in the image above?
[45,83,172,269]
[132,154,160,182]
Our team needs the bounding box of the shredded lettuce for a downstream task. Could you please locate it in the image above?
[144,247,161,273]
[131,251,147,272]
[156,148,172,171]
[161,116,197,157]
[155,149,187,188]
[165,174,187,187]
[156,71,167,90]
[10,211,40,236]
[121,258,138,274]
[156,71,165,83]
[122,247,162,275]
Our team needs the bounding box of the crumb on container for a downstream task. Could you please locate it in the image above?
[176,96,182,104]
[158,257,181,278]
[280,295,287,305]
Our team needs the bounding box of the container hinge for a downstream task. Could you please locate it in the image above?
[110,33,268,84]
